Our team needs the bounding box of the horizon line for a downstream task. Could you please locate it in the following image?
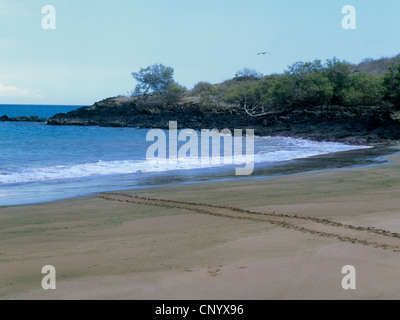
[0,103,87,107]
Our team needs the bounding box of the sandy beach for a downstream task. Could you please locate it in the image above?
[2,149,400,300]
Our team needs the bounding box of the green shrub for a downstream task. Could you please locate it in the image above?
[164,83,187,105]
[223,81,264,115]
[324,58,352,106]
[192,82,213,95]
[199,86,227,109]
[383,63,400,108]
[343,72,383,106]
[269,62,333,109]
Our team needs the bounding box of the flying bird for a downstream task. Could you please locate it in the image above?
[258,51,270,55]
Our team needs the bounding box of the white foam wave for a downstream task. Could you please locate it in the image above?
[0,138,370,185]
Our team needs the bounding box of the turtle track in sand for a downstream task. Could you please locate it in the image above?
[99,192,400,252]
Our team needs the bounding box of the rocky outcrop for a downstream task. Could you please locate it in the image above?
[47,97,400,144]
[0,115,47,122]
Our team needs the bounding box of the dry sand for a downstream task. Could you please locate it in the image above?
[1,152,400,300]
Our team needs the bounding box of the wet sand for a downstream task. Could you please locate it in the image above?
[1,149,400,300]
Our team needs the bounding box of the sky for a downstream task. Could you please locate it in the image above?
[0,0,399,105]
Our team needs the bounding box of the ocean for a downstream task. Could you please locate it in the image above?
[0,104,378,206]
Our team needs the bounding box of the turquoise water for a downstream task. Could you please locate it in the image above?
[0,105,371,206]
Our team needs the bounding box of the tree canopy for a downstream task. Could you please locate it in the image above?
[383,63,400,108]
[131,58,400,114]
[198,58,394,116]
[132,63,175,96]
[235,68,263,81]
[131,63,186,105]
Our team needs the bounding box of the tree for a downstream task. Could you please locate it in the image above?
[192,82,213,95]
[287,60,324,76]
[295,72,333,107]
[324,58,352,105]
[132,63,175,96]
[199,86,228,111]
[235,68,263,81]
[271,60,333,109]
[342,73,383,106]
[224,81,265,116]
[383,63,400,108]
[164,83,187,105]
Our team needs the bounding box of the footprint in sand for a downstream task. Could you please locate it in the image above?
[208,267,222,277]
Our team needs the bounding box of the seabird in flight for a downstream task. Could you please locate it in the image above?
[257,51,270,55]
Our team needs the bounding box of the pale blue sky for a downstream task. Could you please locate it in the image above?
[0,0,399,105]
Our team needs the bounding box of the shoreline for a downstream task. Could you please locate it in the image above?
[1,143,397,208]
[2,145,400,299]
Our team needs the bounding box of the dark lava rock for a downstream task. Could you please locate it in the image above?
[47,97,400,144]
[0,115,47,122]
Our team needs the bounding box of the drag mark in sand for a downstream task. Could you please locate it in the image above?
[98,193,400,252]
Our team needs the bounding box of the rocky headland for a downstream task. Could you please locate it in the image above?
[46,55,400,144]
[4,55,400,144]
[46,96,400,144]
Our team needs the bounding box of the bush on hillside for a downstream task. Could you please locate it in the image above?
[383,63,400,109]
